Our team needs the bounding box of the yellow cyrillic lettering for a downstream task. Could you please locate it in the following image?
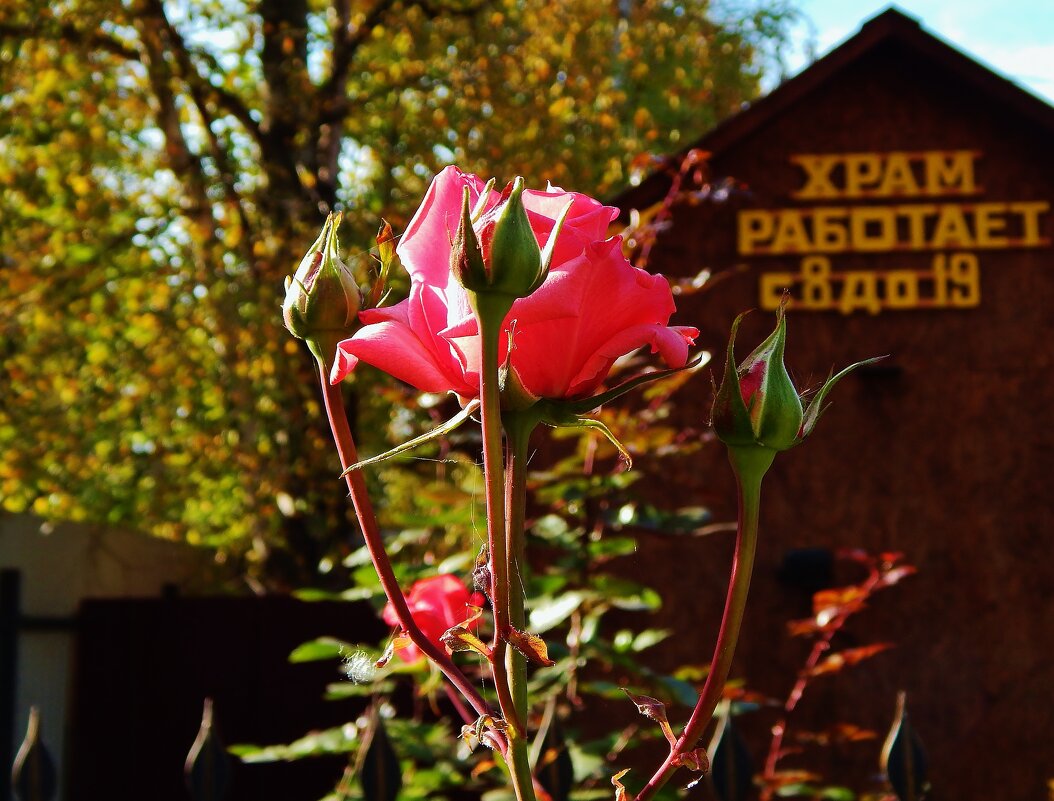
[898,204,937,249]
[800,256,834,309]
[811,207,848,252]
[931,205,974,248]
[737,210,774,254]
[850,207,896,251]
[840,271,881,314]
[884,271,919,308]
[877,154,920,196]
[924,150,978,195]
[759,272,793,310]
[790,155,840,199]
[945,253,980,306]
[1010,201,1049,246]
[973,203,1009,247]
[771,211,811,253]
[845,154,882,197]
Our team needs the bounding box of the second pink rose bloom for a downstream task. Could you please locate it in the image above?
[331,166,698,400]
[381,574,482,663]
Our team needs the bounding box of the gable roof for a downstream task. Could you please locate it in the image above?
[614,5,1054,212]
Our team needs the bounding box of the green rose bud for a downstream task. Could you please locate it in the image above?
[712,307,802,452]
[712,306,882,460]
[283,212,362,344]
[451,177,571,301]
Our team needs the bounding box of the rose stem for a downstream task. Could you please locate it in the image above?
[636,446,772,800]
[503,412,542,801]
[472,298,532,801]
[315,346,499,737]
[443,680,474,725]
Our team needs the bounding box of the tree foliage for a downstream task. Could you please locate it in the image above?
[0,0,794,580]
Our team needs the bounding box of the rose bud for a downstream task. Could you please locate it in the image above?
[282,212,362,351]
[712,307,802,453]
[712,305,882,471]
[451,177,571,301]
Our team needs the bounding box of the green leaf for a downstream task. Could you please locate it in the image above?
[292,588,346,602]
[592,576,662,611]
[708,708,754,801]
[440,626,491,658]
[622,688,676,744]
[325,680,395,700]
[481,790,518,801]
[776,783,819,797]
[586,536,638,558]
[288,637,351,663]
[436,551,475,574]
[631,628,672,652]
[231,724,359,763]
[881,692,929,801]
[655,675,699,708]
[534,718,575,801]
[529,592,587,633]
[819,787,856,801]
[531,514,572,541]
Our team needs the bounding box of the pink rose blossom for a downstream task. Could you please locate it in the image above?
[331,166,697,400]
[382,574,482,663]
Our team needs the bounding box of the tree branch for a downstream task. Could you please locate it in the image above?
[133,1,214,239]
[0,21,139,60]
[151,13,263,144]
[318,0,397,107]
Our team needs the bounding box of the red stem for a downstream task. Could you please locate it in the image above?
[635,451,766,800]
[319,367,503,751]
[759,564,883,798]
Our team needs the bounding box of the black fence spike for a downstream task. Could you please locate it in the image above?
[11,707,57,801]
[534,716,574,801]
[881,691,929,801]
[708,704,754,801]
[359,712,401,801]
[185,697,232,801]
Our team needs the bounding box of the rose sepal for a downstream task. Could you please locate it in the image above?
[452,177,573,302]
[498,354,707,470]
[339,399,481,476]
[562,354,707,416]
[797,356,886,441]
[538,406,633,467]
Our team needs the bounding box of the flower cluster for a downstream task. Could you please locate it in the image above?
[285,164,876,801]
[330,166,697,401]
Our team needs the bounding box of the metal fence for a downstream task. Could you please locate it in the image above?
[10,699,233,801]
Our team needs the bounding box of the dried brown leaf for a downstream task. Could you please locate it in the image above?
[374,633,412,668]
[440,626,491,658]
[621,689,676,745]
[612,768,635,801]
[506,627,555,666]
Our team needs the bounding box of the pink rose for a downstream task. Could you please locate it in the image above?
[382,574,482,663]
[331,166,697,400]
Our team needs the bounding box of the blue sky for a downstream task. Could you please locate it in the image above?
[778,1,1054,102]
